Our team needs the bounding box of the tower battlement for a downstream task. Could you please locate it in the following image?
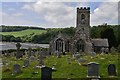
[77,7,90,13]
[77,7,90,10]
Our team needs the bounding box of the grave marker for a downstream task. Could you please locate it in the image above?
[41,67,52,80]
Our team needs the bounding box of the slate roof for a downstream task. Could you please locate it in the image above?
[91,39,109,47]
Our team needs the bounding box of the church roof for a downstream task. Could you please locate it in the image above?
[91,39,109,47]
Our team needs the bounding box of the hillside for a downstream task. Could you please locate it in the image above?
[0,29,46,37]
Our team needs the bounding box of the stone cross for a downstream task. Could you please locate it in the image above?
[16,43,21,59]
[41,67,52,80]
[28,47,32,58]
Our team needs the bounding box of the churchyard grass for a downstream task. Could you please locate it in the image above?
[2,53,119,78]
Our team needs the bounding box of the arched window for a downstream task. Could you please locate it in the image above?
[81,14,85,20]
[76,39,84,52]
[55,38,64,52]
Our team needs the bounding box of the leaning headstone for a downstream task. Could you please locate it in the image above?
[87,62,100,78]
[41,67,52,80]
[16,42,21,59]
[13,64,21,74]
[108,64,117,76]
[23,60,29,67]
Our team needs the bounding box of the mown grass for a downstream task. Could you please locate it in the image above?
[0,29,46,37]
[1,53,119,79]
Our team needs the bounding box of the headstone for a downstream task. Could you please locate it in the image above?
[67,57,71,64]
[104,48,109,54]
[16,43,21,59]
[87,62,99,78]
[52,64,56,71]
[78,58,86,63]
[75,54,81,60]
[41,67,52,80]
[90,52,96,57]
[38,54,44,66]
[29,56,35,62]
[13,64,21,74]
[110,47,116,53]
[28,47,32,57]
[57,51,61,58]
[101,47,105,54]
[23,60,29,67]
[108,64,117,76]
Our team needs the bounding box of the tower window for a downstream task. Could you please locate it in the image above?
[81,14,85,20]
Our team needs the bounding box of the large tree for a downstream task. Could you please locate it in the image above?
[100,28,117,49]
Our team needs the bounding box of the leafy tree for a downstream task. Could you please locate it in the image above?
[100,27,117,49]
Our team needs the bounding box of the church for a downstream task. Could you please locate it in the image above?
[49,7,109,54]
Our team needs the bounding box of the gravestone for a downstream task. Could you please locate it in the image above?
[29,56,35,62]
[41,67,52,80]
[108,64,117,76]
[16,43,21,59]
[75,54,81,60]
[87,62,99,78]
[23,60,29,67]
[110,47,116,53]
[13,64,21,74]
[38,54,44,66]
[101,47,105,54]
[67,57,71,64]
[52,64,56,71]
[90,52,96,57]
[28,47,32,57]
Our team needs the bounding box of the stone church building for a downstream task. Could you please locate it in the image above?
[49,7,109,54]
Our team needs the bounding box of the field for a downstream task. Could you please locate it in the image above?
[0,29,46,37]
[1,53,119,79]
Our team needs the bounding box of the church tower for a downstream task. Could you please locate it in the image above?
[72,7,92,53]
[76,7,90,40]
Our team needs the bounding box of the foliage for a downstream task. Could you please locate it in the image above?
[0,25,45,32]
[1,29,46,37]
[100,27,117,48]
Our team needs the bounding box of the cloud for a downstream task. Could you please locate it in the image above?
[91,2,118,26]
[22,2,89,28]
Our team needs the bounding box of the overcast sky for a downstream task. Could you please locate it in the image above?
[0,0,119,28]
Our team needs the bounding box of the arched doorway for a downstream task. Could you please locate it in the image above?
[76,39,84,52]
[55,38,64,52]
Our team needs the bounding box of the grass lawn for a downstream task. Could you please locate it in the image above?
[0,29,46,37]
[1,53,119,79]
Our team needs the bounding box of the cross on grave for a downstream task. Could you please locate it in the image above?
[16,43,21,59]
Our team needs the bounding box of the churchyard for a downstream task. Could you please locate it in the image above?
[1,47,119,79]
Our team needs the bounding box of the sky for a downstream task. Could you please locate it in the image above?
[0,0,119,28]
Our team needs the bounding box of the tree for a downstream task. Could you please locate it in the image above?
[100,28,117,49]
